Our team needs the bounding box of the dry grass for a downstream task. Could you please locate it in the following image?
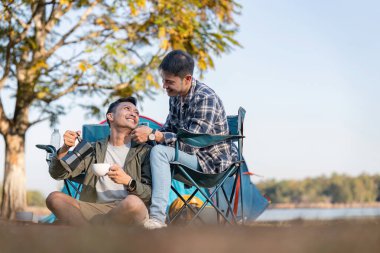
[1,218,379,253]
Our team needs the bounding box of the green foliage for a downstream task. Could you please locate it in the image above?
[0,0,241,125]
[257,173,380,204]
[26,190,46,207]
[0,186,46,207]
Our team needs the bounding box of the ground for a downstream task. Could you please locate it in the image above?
[0,218,379,253]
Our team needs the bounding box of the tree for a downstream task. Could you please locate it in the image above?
[0,0,241,219]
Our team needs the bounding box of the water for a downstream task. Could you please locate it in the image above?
[256,207,380,221]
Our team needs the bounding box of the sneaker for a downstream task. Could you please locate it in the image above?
[143,218,167,230]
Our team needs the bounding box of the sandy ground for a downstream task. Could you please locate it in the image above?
[1,218,379,253]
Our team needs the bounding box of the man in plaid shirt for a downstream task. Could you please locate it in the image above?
[132,50,236,229]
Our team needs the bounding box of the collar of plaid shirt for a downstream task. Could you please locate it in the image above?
[179,77,196,108]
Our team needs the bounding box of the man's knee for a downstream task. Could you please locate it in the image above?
[46,191,62,209]
[119,195,145,214]
[46,191,77,211]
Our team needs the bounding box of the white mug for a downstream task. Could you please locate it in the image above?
[92,163,110,176]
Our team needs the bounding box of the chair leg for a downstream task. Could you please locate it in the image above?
[75,184,83,199]
[177,166,237,225]
[169,186,203,224]
[231,166,245,224]
[73,183,83,199]
[226,173,239,219]
[64,180,72,197]
[221,186,238,224]
[189,188,233,225]
[66,180,81,199]
[239,167,244,224]
[216,188,220,223]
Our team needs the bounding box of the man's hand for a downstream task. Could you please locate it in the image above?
[107,164,131,185]
[131,126,152,143]
[57,130,81,159]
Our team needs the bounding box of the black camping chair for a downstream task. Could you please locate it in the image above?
[168,107,246,225]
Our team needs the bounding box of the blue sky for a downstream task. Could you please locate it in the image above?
[1,0,379,195]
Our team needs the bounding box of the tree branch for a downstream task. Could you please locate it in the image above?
[32,1,47,56]
[112,48,163,91]
[47,79,120,102]
[0,17,13,90]
[63,30,103,46]
[0,97,10,135]
[12,3,39,44]
[45,0,100,58]
[45,1,71,33]
[28,116,50,127]
[11,10,28,30]
[46,51,87,73]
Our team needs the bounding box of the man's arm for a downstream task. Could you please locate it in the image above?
[132,94,222,144]
[56,130,81,159]
[49,151,91,180]
[49,130,89,180]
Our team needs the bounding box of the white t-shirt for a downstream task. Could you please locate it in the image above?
[96,142,131,203]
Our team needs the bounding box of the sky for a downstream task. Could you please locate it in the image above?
[1,0,380,196]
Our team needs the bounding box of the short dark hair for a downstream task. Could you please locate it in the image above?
[159,50,194,78]
[106,97,137,126]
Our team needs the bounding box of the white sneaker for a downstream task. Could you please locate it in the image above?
[143,218,167,230]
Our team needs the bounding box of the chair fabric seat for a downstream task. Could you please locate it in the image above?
[170,162,238,188]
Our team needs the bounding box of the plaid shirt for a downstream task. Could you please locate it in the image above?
[160,79,237,174]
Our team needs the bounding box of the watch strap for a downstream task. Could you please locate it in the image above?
[126,178,136,192]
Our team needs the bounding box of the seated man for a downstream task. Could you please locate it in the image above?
[46,97,152,226]
[132,50,237,229]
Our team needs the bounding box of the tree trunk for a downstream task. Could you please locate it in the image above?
[1,134,26,219]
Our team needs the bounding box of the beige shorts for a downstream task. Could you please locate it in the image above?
[78,199,149,224]
[78,201,117,221]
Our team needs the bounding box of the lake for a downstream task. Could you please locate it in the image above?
[256,207,380,221]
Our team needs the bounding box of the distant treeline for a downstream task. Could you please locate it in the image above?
[0,186,46,207]
[256,173,380,204]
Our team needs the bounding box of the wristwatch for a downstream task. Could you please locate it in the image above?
[126,178,137,192]
[148,129,156,141]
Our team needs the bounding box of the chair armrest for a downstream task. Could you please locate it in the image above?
[36,144,57,165]
[36,144,56,154]
[176,128,244,148]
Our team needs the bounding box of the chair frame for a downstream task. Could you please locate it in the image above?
[168,107,246,225]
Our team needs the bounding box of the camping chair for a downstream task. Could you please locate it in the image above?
[168,107,246,225]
